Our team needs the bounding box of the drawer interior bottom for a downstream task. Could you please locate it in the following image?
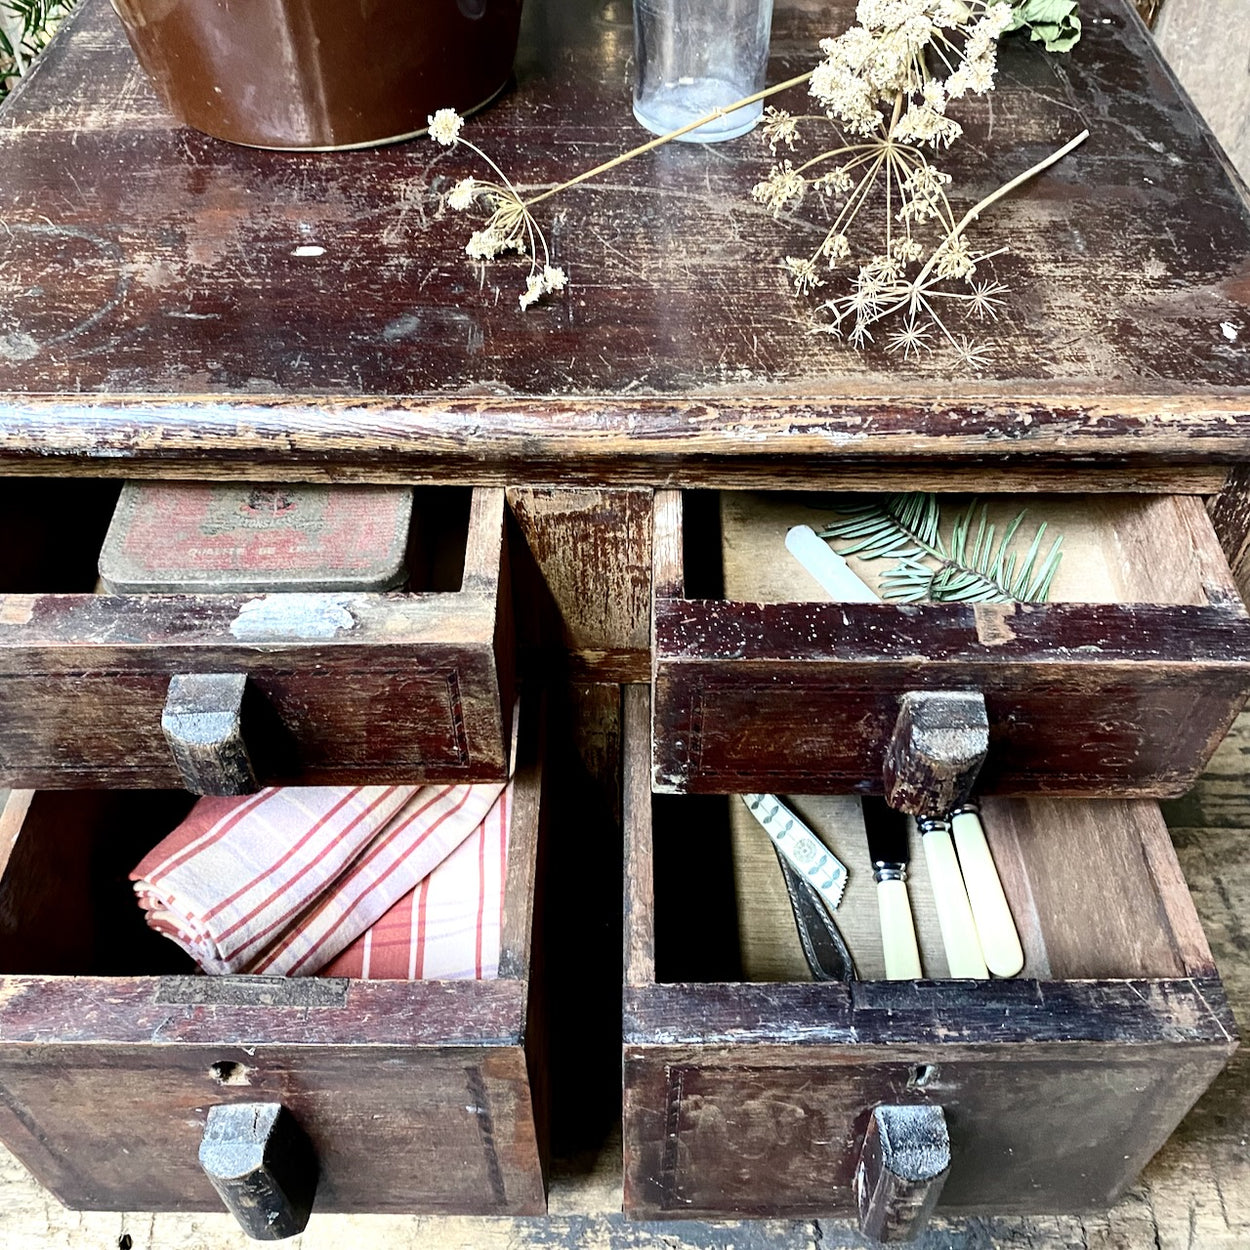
[0,784,515,982]
[707,490,1240,607]
[650,792,1214,986]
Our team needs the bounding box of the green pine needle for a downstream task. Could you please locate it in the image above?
[817,493,1063,604]
[1,1,75,106]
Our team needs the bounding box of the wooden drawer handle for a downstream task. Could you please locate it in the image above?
[162,672,259,796]
[199,1102,318,1240]
[855,1103,951,1243]
[883,690,988,816]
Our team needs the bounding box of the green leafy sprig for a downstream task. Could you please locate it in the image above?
[0,0,75,106]
[1008,0,1082,53]
[818,493,1063,603]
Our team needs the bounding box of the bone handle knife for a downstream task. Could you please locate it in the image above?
[950,803,1024,977]
[918,815,989,980]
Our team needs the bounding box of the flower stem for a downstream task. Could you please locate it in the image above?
[951,128,1089,237]
[914,128,1089,286]
[523,70,815,209]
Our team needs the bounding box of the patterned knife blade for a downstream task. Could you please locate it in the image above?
[773,846,857,983]
[741,794,849,913]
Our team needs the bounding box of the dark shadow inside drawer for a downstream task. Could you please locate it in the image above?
[0,480,471,594]
[0,756,547,1215]
[0,789,198,976]
[0,482,514,789]
[653,489,1250,797]
[623,688,1236,1220]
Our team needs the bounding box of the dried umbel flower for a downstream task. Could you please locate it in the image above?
[427,108,464,146]
[430,109,566,311]
[753,0,1044,363]
[427,2,1086,358]
[427,67,815,312]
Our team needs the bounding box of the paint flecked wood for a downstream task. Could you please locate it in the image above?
[506,488,652,681]
[0,0,1247,485]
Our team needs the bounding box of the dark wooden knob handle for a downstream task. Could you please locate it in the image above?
[162,672,258,795]
[199,1102,318,1240]
[855,1103,951,1243]
[883,690,989,816]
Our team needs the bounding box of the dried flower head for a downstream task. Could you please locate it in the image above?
[518,264,569,311]
[761,107,801,153]
[747,0,1086,362]
[423,0,1084,362]
[783,256,824,294]
[429,108,568,309]
[447,178,478,211]
[751,161,807,217]
[427,108,464,146]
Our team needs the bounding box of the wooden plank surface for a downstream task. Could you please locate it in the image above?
[507,487,652,680]
[0,0,1249,479]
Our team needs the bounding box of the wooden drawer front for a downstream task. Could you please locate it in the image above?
[624,1039,1223,1218]
[652,491,1250,797]
[0,1028,541,1214]
[0,483,514,789]
[621,688,1237,1220]
[0,701,546,1215]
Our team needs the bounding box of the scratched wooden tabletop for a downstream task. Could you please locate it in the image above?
[0,4,1249,1248]
[0,0,1248,478]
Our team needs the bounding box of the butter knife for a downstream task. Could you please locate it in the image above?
[861,797,923,980]
[950,801,1024,977]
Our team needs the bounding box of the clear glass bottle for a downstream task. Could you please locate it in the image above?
[632,0,774,142]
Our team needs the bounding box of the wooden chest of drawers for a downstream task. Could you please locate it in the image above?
[1,0,1250,1238]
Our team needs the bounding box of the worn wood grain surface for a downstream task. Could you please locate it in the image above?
[507,488,652,680]
[0,0,1247,480]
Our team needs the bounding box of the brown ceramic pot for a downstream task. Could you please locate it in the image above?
[111,0,524,150]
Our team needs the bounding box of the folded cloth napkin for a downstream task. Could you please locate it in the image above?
[320,782,511,980]
[132,779,505,977]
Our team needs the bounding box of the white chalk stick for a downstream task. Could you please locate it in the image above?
[785,525,880,602]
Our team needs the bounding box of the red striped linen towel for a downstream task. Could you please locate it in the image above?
[132,780,505,977]
[320,782,511,980]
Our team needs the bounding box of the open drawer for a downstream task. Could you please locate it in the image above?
[0,480,514,790]
[0,697,547,1220]
[652,490,1250,796]
[623,688,1236,1228]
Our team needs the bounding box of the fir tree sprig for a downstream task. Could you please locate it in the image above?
[0,0,75,105]
[818,493,1063,603]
